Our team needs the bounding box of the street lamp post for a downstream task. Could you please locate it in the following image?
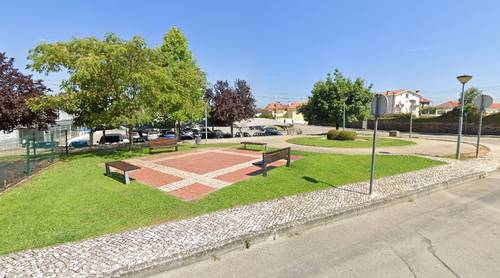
[455,74,473,160]
[204,101,208,144]
[409,99,416,138]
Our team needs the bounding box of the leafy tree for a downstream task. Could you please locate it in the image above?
[299,69,373,128]
[205,79,256,136]
[258,111,274,119]
[154,27,207,138]
[0,52,56,132]
[28,34,163,148]
[460,87,482,105]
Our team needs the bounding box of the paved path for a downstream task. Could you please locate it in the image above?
[216,135,477,157]
[155,170,500,278]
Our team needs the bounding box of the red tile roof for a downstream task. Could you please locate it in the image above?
[263,102,287,111]
[381,90,407,96]
[487,103,500,109]
[436,101,460,109]
[420,97,431,103]
[262,101,307,111]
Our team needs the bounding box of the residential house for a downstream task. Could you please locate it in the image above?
[380,89,430,115]
[262,101,307,124]
[435,101,459,115]
[435,100,500,115]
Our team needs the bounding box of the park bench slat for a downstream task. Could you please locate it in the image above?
[105,160,140,184]
[105,161,140,172]
[241,141,268,151]
[256,147,291,176]
[149,138,179,153]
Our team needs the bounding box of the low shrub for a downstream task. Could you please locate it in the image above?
[336,131,357,141]
[326,129,340,140]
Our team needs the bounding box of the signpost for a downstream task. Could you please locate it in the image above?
[473,94,493,158]
[369,94,388,195]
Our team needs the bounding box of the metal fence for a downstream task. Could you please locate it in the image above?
[0,130,63,192]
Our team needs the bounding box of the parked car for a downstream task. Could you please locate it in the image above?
[198,128,221,139]
[252,131,265,136]
[214,129,232,138]
[99,134,127,144]
[69,139,89,148]
[147,131,159,140]
[235,131,252,137]
[132,132,146,143]
[181,129,196,140]
[264,127,282,136]
[158,129,176,139]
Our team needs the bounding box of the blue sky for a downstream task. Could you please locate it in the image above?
[2,0,500,106]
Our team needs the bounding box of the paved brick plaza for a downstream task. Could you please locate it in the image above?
[122,148,299,200]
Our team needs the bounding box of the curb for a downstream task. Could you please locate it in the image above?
[116,169,492,278]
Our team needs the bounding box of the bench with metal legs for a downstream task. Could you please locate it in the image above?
[105,161,140,184]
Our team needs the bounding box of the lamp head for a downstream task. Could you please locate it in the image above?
[456,75,473,84]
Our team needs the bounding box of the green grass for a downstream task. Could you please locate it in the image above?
[287,136,416,148]
[0,144,442,255]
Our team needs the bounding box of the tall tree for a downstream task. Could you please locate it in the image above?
[299,69,372,128]
[154,27,207,138]
[205,79,256,136]
[0,52,56,132]
[447,86,482,121]
[28,34,163,148]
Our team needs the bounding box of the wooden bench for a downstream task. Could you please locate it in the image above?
[149,138,179,153]
[256,147,291,176]
[241,141,268,151]
[105,161,140,184]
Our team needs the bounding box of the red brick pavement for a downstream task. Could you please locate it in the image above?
[156,151,257,174]
[118,148,302,201]
[168,183,217,201]
[128,168,182,187]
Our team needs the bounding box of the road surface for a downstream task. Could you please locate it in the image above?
[150,170,500,278]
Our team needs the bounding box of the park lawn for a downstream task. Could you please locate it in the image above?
[0,144,442,255]
[287,136,415,148]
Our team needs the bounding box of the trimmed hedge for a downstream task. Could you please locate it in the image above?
[337,131,357,141]
[327,129,340,140]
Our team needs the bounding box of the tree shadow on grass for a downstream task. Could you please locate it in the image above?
[302,176,368,195]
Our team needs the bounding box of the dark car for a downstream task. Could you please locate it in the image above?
[198,128,221,139]
[99,134,126,144]
[180,129,195,140]
[159,129,176,139]
[235,131,252,137]
[264,127,282,136]
[214,130,232,138]
[69,139,89,148]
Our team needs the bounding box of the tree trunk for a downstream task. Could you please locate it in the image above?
[335,122,339,130]
[89,128,94,147]
[230,125,234,138]
[176,121,182,141]
[128,126,133,151]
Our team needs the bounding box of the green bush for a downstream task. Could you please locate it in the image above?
[326,129,340,140]
[336,131,357,141]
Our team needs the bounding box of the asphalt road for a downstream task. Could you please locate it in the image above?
[150,170,500,278]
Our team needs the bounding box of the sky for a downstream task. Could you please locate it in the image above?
[2,0,500,107]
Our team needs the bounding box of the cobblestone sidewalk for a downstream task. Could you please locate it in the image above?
[0,150,498,277]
